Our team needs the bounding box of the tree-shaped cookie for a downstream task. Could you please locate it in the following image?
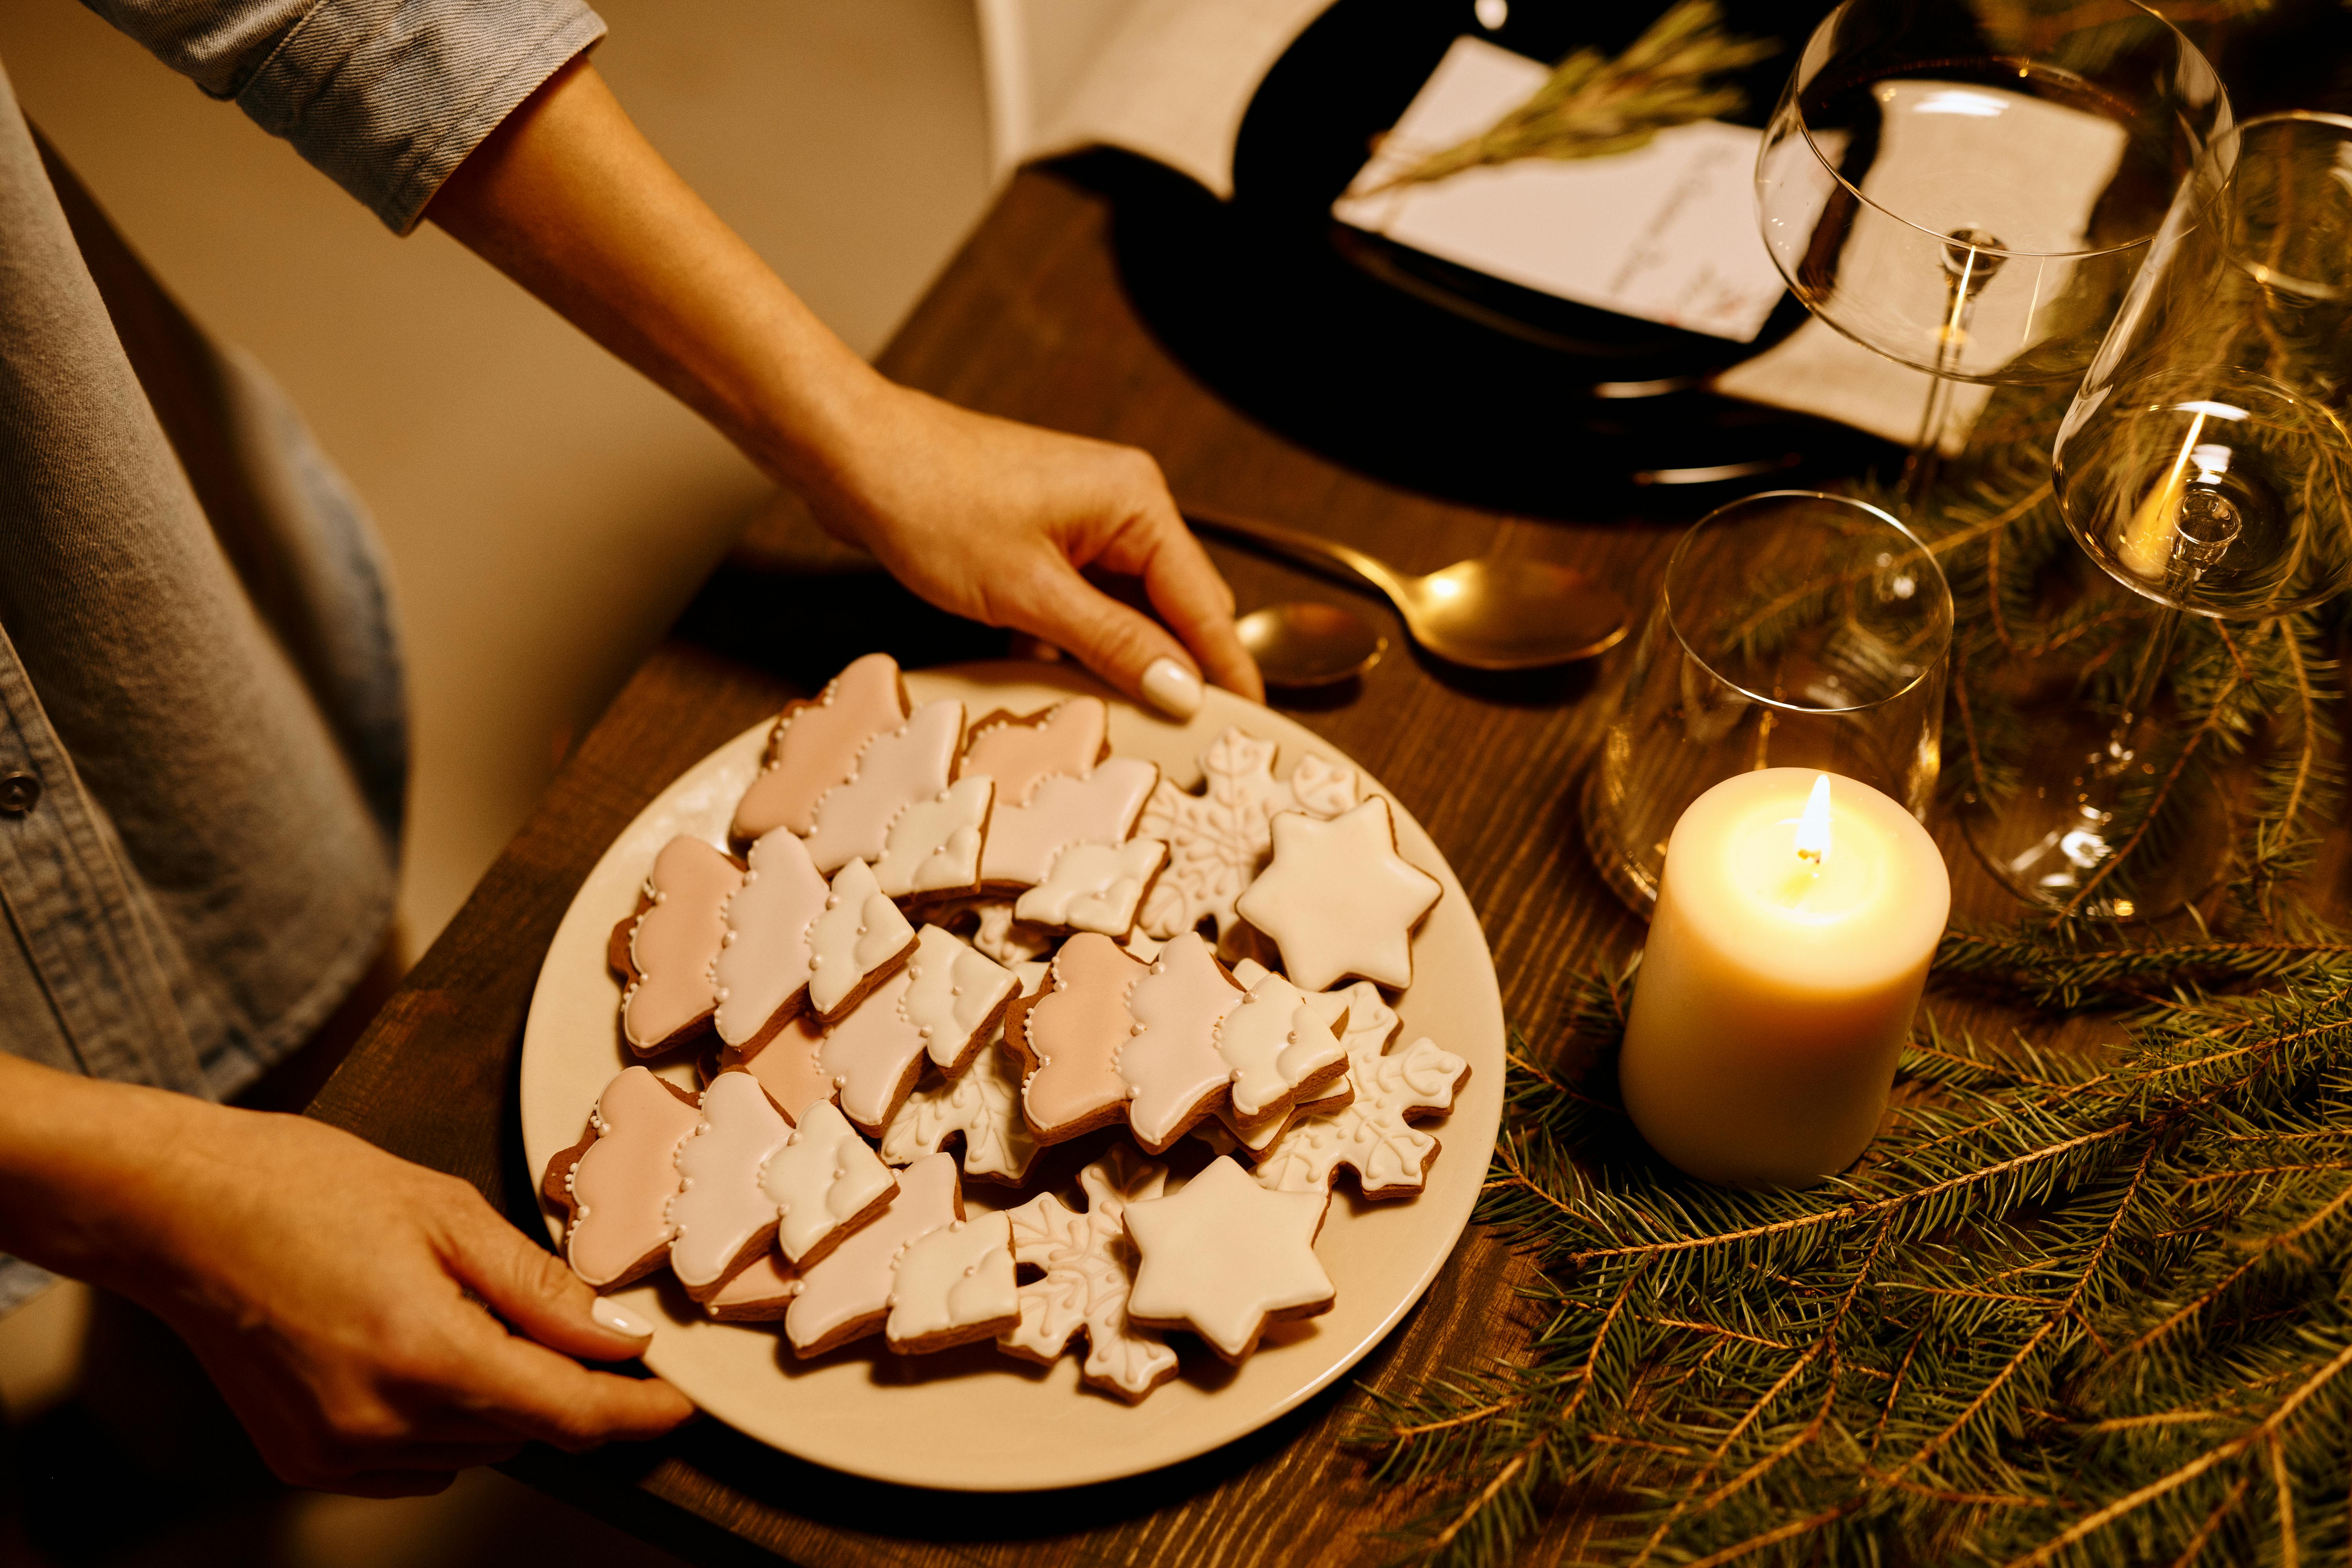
[757,1098,898,1267]
[611,837,743,1056]
[732,652,906,842]
[1254,982,1469,1200]
[1214,968,1350,1122]
[666,1070,799,1300]
[804,857,917,1017]
[1233,797,1441,991]
[965,698,1167,936]
[802,691,984,897]
[998,1149,1180,1402]
[542,1066,703,1289]
[1119,931,1247,1153]
[1136,727,1361,942]
[711,828,830,1049]
[1123,1155,1336,1363]
[1005,932,1149,1143]
[782,1152,962,1357]
[884,1209,1020,1354]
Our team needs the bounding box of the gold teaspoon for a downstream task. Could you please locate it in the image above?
[1188,505,1630,671]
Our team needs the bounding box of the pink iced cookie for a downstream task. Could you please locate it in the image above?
[782,1151,960,1358]
[1005,932,1148,1143]
[1118,931,1248,1154]
[732,653,907,842]
[610,837,744,1058]
[542,1066,704,1290]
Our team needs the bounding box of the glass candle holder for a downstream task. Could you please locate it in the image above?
[1582,491,1955,912]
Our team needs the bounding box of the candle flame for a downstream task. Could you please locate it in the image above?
[1795,773,1832,867]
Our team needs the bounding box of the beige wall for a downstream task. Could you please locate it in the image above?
[0,0,993,952]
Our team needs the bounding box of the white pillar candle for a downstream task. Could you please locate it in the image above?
[1618,768,1949,1189]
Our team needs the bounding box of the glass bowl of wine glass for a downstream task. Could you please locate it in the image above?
[1965,112,2352,918]
[1754,0,2230,509]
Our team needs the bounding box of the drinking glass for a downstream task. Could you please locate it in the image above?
[1963,113,2352,916]
[1583,492,1954,911]
[1754,0,2230,514]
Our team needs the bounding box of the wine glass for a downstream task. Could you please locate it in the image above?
[1964,113,2352,916]
[1754,0,2231,516]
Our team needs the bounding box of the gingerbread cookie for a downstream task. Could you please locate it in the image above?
[962,697,1108,800]
[799,688,978,889]
[903,923,1020,1074]
[806,857,917,1018]
[612,837,743,1057]
[1006,932,1148,1143]
[1233,797,1441,991]
[758,1097,898,1267]
[1123,1155,1336,1363]
[726,1013,835,1120]
[1119,930,1248,1153]
[543,1066,703,1289]
[802,924,1016,1136]
[701,1250,800,1323]
[1214,968,1348,1123]
[999,1148,1179,1402]
[667,1069,798,1299]
[961,898,1056,964]
[1137,728,1361,943]
[880,961,1044,1184]
[711,828,831,1050]
[965,697,1166,938]
[783,1151,960,1358]
[732,652,907,842]
[884,1208,1019,1354]
[1254,987,1467,1199]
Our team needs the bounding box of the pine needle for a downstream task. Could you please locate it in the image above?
[1368,1,1780,193]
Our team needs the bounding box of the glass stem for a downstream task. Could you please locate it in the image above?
[1903,232,2003,523]
[2092,601,2183,786]
[1902,370,1962,521]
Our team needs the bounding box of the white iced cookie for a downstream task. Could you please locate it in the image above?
[884,1209,1019,1354]
[711,828,830,1049]
[1123,1155,1336,1363]
[1013,838,1169,938]
[1137,728,1361,942]
[667,1070,796,1298]
[998,1149,1179,1402]
[784,1152,962,1357]
[1214,969,1349,1122]
[902,923,1018,1072]
[1118,931,1247,1153]
[811,968,932,1137]
[1255,982,1468,1200]
[872,773,994,900]
[806,857,916,1018]
[1233,797,1441,991]
[880,958,1045,1183]
[757,1098,898,1267]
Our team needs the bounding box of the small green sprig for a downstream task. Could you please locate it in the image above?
[1370,0,1780,193]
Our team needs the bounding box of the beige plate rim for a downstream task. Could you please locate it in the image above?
[518,661,1504,1492]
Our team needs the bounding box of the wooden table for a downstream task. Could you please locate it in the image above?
[305,165,1804,1565]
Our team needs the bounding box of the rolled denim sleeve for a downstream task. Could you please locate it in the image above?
[81,0,607,233]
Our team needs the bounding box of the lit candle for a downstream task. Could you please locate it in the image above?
[1618,768,1949,1188]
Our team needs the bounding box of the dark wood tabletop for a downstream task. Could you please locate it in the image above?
[302,163,1982,1566]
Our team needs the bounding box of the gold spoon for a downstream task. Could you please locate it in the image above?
[1236,601,1387,687]
[1188,506,1630,671]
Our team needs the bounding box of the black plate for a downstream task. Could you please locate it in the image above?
[1084,0,1895,519]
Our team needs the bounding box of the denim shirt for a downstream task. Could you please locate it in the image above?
[0,0,604,1312]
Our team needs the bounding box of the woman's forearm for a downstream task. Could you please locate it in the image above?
[423,57,879,499]
[0,1053,203,1298]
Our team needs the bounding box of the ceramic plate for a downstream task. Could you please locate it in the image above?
[518,661,1504,1491]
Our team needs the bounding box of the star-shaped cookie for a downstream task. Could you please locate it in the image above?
[1122,1155,1334,1362]
[1233,797,1441,991]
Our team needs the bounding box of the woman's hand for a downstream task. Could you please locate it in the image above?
[426,60,1261,716]
[0,1058,692,1497]
[804,383,1261,715]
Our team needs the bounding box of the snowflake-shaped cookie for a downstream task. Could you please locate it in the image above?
[1136,728,1360,942]
[1254,984,1468,1200]
[998,1149,1179,1402]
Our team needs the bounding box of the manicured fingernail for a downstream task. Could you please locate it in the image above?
[1141,657,1203,719]
[592,1297,654,1338]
